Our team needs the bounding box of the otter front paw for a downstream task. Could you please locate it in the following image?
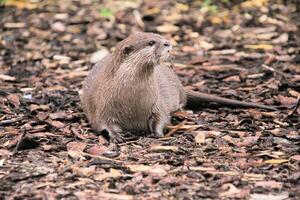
[101,128,125,144]
[149,130,164,138]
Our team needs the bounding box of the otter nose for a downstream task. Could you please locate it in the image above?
[163,41,171,47]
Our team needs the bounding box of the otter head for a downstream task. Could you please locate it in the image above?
[115,32,172,69]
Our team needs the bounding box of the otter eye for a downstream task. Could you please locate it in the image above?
[148,40,156,46]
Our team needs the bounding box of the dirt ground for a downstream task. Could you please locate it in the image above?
[0,0,299,199]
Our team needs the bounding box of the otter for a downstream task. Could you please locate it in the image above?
[81,32,276,142]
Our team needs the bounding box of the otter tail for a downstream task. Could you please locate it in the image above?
[185,89,277,111]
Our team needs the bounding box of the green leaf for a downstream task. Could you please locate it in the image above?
[203,0,212,7]
[99,7,113,18]
[209,5,218,14]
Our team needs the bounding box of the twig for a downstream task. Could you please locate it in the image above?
[287,97,300,117]
[13,128,27,154]
[261,64,289,78]
[0,117,22,126]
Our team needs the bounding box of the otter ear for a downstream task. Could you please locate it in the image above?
[122,45,134,55]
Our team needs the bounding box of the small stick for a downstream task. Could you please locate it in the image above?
[287,97,300,117]
[0,117,22,126]
[13,128,27,154]
[261,64,289,78]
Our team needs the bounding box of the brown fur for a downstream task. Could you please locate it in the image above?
[82,32,276,141]
[82,32,186,140]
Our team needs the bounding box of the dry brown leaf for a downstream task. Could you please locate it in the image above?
[276,95,297,107]
[151,145,179,153]
[4,22,26,29]
[46,119,65,129]
[250,192,289,200]
[30,104,49,111]
[244,44,273,50]
[288,89,300,98]
[241,0,269,8]
[127,164,150,172]
[71,165,96,177]
[167,124,202,130]
[255,181,283,189]
[223,75,241,82]
[189,166,216,172]
[199,64,247,72]
[194,131,206,145]
[236,136,259,147]
[0,74,16,81]
[156,24,179,33]
[220,183,241,197]
[60,71,89,79]
[5,0,37,9]
[290,155,300,161]
[272,33,288,44]
[67,141,86,152]
[49,112,68,120]
[264,159,289,164]
[7,94,20,108]
[96,192,133,200]
[94,168,122,180]
[86,145,108,156]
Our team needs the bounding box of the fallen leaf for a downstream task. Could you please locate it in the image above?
[71,165,96,177]
[0,74,16,81]
[175,3,189,11]
[126,164,151,172]
[49,112,68,120]
[51,22,66,32]
[90,49,109,63]
[66,178,93,189]
[151,145,179,153]
[67,141,86,152]
[99,8,114,18]
[272,33,288,44]
[255,181,283,189]
[194,131,205,145]
[250,192,289,200]
[276,95,297,107]
[94,168,122,180]
[46,119,65,129]
[210,49,237,55]
[167,124,202,130]
[264,159,289,164]
[4,22,26,29]
[96,192,133,200]
[30,104,49,111]
[7,94,20,108]
[5,0,37,9]
[0,159,5,167]
[199,40,214,50]
[60,71,89,79]
[189,166,216,172]
[86,145,108,156]
[241,0,269,8]
[236,137,259,147]
[244,44,273,50]
[199,64,247,72]
[220,183,241,197]
[156,24,179,33]
[223,75,241,82]
[291,155,300,161]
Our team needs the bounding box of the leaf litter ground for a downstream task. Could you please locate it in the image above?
[0,0,299,199]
